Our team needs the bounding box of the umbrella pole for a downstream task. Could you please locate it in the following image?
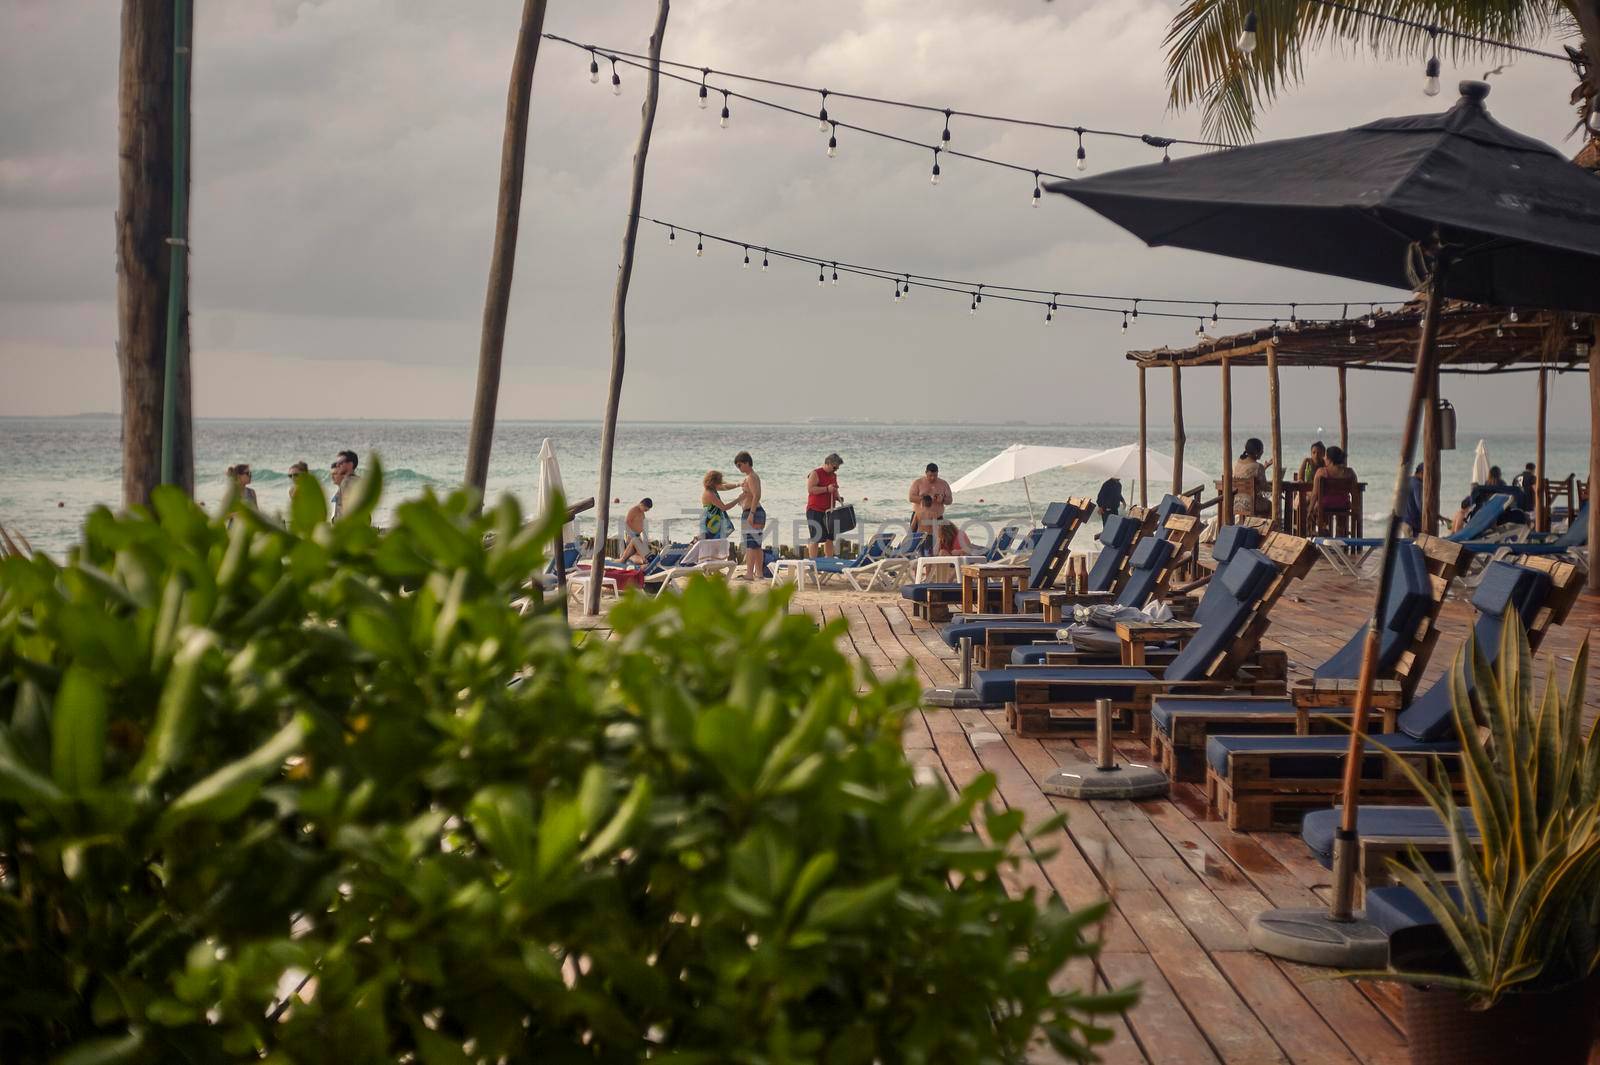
[1023,478,1037,525]
[1249,261,1447,967]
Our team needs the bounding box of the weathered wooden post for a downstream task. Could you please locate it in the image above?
[1589,342,1600,593]
[464,0,550,505]
[587,0,671,615]
[1535,362,1549,532]
[1267,341,1283,529]
[1137,365,1149,508]
[1171,364,1186,496]
[1219,356,1233,526]
[1337,365,1349,454]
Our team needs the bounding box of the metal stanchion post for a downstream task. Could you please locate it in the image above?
[1040,697,1168,799]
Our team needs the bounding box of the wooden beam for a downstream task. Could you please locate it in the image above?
[1267,342,1283,529]
[1138,365,1149,508]
[1171,364,1186,497]
[1590,341,1599,593]
[1337,365,1349,454]
[1422,354,1441,534]
[1220,356,1233,527]
[1536,364,1549,532]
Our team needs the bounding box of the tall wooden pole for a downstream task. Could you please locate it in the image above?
[1535,364,1549,532]
[464,0,550,503]
[1267,341,1284,529]
[1138,366,1149,508]
[117,0,193,506]
[159,0,191,489]
[1421,358,1441,533]
[1337,366,1349,455]
[1219,357,1233,527]
[587,0,671,615]
[1171,364,1186,497]
[1589,342,1600,593]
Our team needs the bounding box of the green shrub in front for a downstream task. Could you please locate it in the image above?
[0,463,1134,1063]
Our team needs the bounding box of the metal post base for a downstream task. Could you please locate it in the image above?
[1040,762,1169,799]
[922,687,983,708]
[1248,908,1389,968]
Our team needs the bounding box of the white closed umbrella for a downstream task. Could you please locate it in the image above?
[537,438,578,546]
[1061,444,1210,496]
[1471,439,1490,486]
[948,443,1098,523]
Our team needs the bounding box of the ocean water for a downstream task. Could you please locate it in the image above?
[0,416,1589,556]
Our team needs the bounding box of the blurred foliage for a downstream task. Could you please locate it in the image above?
[0,462,1133,1063]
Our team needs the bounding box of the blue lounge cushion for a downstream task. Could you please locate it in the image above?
[1213,525,1261,566]
[1100,513,1137,550]
[1012,642,1072,665]
[900,582,959,603]
[1149,696,1294,736]
[1206,731,1447,780]
[1301,805,1478,868]
[939,617,1060,648]
[1041,502,1073,528]
[1468,559,1549,622]
[1154,495,1186,524]
[1217,546,1276,602]
[1014,589,1045,612]
[1087,515,1138,592]
[1313,542,1434,681]
[1164,548,1277,683]
[1128,535,1169,572]
[971,665,1156,707]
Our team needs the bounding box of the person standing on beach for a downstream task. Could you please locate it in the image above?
[805,453,844,559]
[617,498,652,566]
[700,471,733,541]
[330,450,361,521]
[908,463,951,549]
[1095,477,1124,527]
[727,451,766,580]
[287,461,309,505]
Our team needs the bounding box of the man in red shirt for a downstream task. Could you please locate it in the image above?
[805,453,844,559]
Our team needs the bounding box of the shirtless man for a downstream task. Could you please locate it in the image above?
[725,451,766,579]
[616,497,652,566]
[908,462,952,550]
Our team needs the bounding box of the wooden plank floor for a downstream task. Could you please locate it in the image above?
[579,563,1600,1064]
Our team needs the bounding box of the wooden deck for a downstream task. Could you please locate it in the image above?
[579,564,1600,1064]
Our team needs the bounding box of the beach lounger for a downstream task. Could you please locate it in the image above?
[972,532,1315,739]
[1300,805,1479,890]
[840,531,929,592]
[982,526,1022,562]
[647,537,739,595]
[1314,494,1512,578]
[813,532,894,586]
[567,541,691,601]
[901,500,1087,623]
[1148,535,1466,781]
[1202,556,1582,830]
[1459,500,1587,575]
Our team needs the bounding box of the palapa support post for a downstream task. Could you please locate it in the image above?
[1171,364,1186,496]
[1138,366,1149,508]
[1590,341,1600,594]
[1220,356,1233,527]
[1248,259,1448,969]
[1422,358,1441,533]
[1536,362,1549,532]
[1040,698,1169,799]
[1337,366,1349,455]
[923,635,980,708]
[1267,342,1283,529]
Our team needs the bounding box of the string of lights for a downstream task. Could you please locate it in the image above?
[548,32,1221,187]
[644,214,1405,335]
[1237,2,1574,99]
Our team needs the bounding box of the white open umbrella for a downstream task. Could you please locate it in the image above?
[1471,439,1490,486]
[537,438,578,546]
[1061,444,1210,496]
[948,443,1098,523]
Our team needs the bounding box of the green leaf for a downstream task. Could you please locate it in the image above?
[0,726,69,813]
[290,472,329,532]
[803,875,900,930]
[156,714,307,834]
[51,1030,146,1065]
[132,629,216,786]
[579,776,651,864]
[52,666,108,792]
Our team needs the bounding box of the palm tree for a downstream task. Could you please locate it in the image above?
[1164,0,1598,145]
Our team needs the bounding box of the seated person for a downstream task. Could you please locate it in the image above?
[934,520,974,557]
[1308,446,1357,533]
[616,497,653,566]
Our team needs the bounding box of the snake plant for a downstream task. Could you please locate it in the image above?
[1373,613,1599,1006]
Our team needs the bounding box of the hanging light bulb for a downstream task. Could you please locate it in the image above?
[1237,10,1259,54]
[930,148,942,186]
[1271,318,1280,339]
[817,265,825,286]
[1195,317,1206,337]
[1496,323,1504,338]
[1031,171,1042,208]
[589,51,600,84]
[893,280,902,301]
[831,263,839,286]
[742,246,750,269]
[1211,302,1220,324]
[1162,145,1171,164]
[1509,307,1519,322]
[1289,304,1299,330]
[969,292,978,316]
[818,90,830,132]
[1349,328,1358,344]
[1573,316,1582,331]
[695,233,704,257]
[667,226,675,244]
[902,274,911,299]
[941,109,953,147]
[761,249,769,271]
[975,287,983,307]
[1075,129,1087,172]
[1121,311,1129,334]
[610,58,622,96]
[720,91,731,128]
[1423,32,1441,97]
[1367,304,1377,328]
[698,70,708,109]
[1045,299,1055,326]
[826,122,837,157]
[1132,299,1140,320]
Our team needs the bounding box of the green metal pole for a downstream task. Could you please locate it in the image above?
[160,0,191,487]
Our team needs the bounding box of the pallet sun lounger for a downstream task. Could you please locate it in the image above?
[1313,493,1512,578]
[901,499,1088,623]
[1147,534,1467,782]
[975,532,1315,739]
[1202,556,1582,830]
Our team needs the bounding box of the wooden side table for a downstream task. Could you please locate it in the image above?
[960,564,1028,615]
[1291,677,1403,733]
[1113,620,1200,666]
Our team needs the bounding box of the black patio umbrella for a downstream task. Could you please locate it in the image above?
[1050,80,1600,313]
[1049,81,1600,968]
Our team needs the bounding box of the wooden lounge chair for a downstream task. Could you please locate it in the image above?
[980,532,1315,739]
[1313,494,1512,578]
[1202,556,1582,830]
[901,499,1088,623]
[1147,534,1468,781]
[1300,804,1479,891]
[813,532,895,586]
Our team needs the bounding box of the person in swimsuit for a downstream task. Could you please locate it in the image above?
[1309,446,1357,534]
[805,453,843,559]
[617,497,653,566]
[726,451,765,580]
[908,463,952,549]
[700,471,733,540]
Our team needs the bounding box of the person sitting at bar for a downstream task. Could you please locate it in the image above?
[1230,438,1272,519]
[1296,441,1326,484]
[1309,445,1357,535]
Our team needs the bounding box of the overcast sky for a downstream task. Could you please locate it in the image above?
[0,0,1588,429]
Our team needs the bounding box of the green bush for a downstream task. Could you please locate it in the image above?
[0,464,1134,1063]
